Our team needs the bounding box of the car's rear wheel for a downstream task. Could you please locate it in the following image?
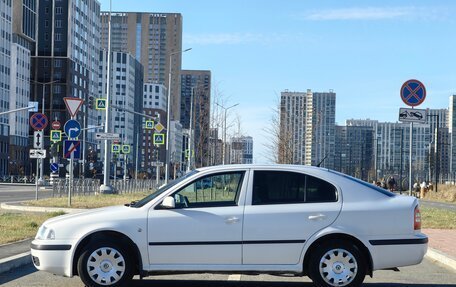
[308,240,366,287]
[77,240,134,287]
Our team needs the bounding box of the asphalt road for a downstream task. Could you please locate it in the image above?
[0,184,53,203]
[0,259,455,287]
[420,200,456,211]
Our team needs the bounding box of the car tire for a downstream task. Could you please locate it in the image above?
[308,240,366,287]
[77,240,134,287]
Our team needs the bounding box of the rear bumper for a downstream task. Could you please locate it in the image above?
[369,235,428,270]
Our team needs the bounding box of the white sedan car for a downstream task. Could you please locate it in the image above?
[31,165,427,287]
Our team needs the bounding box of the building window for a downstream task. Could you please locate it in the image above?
[55,7,63,15]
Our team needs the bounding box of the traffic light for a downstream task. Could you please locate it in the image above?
[88,96,95,109]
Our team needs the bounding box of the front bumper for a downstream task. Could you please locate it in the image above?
[30,240,74,277]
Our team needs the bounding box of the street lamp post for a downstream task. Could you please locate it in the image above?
[165,48,191,185]
[215,102,239,165]
[100,0,113,193]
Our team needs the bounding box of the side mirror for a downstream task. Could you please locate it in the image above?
[161,196,175,209]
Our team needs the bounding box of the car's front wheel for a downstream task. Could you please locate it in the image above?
[308,240,366,287]
[77,240,134,287]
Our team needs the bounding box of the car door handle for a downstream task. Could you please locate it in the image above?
[308,214,327,221]
[225,217,240,224]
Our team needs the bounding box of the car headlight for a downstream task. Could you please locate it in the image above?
[35,225,55,240]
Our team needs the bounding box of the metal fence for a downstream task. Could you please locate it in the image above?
[51,179,162,197]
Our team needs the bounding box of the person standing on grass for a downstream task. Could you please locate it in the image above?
[420,181,428,199]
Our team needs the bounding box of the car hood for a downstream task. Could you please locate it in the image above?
[44,205,124,225]
[41,205,145,236]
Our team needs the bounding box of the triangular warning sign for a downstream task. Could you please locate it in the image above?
[64,97,84,118]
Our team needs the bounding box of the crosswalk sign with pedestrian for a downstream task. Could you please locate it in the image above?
[96,98,107,110]
[112,144,120,153]
[145,120,154,129]
[122,145,130,154]
[153,133,165,145]
[50,130,62,142]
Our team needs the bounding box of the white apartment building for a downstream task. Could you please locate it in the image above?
[230,136,253,164]
[98,51,143,175]
[280,89,336,169]
[0,0,12,175]
[143,83,167,111]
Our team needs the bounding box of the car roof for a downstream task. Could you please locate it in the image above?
[195,164,329,173]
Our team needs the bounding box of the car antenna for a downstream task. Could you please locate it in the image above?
[316,154,328,167]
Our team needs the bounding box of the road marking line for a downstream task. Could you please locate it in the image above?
[228,274,241,281]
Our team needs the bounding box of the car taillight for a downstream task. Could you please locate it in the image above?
[414,206,421,230]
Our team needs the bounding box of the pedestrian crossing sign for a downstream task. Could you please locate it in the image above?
[122,145,130,154]
[50,130,62,142]
[112,144,120,153]
[153,133,165,145]
[96,98,107,110]
[145,120,154,129]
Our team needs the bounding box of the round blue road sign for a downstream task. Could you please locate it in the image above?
[50,163,59,173]
[401,79,426,107]
[64,119,81,139]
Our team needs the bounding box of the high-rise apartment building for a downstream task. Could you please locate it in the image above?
[98,51,143,177]
[279,91,307,164]
[180,70,211,168]
[0,0,12,175]
[9,0,37,176]
[305,90,336,169]
[142,83,167,174]
[448,96,456,177]
[335,125,374,181]
[280,89,336,169]
[32,0,101,175]
[229,136,253,164]
[100,12,183,121]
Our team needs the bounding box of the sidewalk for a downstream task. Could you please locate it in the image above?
[422,228,456,271]
[0,204,455,275]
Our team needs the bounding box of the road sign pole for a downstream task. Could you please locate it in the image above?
[35,159,39,200]
[409,122,413,196]
[69,154,73,207]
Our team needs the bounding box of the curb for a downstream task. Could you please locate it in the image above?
[425,247,456,272]
[0,202,86,214]
[0,252,31,274]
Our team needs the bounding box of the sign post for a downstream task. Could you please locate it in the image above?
[63,97,84,207]
[400,79,426,196]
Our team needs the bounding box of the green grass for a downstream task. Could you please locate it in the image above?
[421,206,456,229]
[23,193,150,209]
[0,210,65,245]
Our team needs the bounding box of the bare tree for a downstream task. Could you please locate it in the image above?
[263,95,295,164]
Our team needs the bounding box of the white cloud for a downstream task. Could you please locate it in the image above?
[303,7,444,21]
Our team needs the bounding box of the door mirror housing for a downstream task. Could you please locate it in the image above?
[161,196,176,209]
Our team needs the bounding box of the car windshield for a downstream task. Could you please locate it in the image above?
[132,170,199,208]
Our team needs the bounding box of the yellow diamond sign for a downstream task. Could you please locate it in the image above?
[155,122,165,133]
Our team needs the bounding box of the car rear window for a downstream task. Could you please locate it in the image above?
[328,170,396,197]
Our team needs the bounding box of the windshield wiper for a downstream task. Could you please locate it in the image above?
[124,201,137,207]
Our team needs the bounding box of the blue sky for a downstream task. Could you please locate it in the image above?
[99,0,456,163]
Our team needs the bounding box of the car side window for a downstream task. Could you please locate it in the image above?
[252,171,337,205]
[172,171,245,208]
